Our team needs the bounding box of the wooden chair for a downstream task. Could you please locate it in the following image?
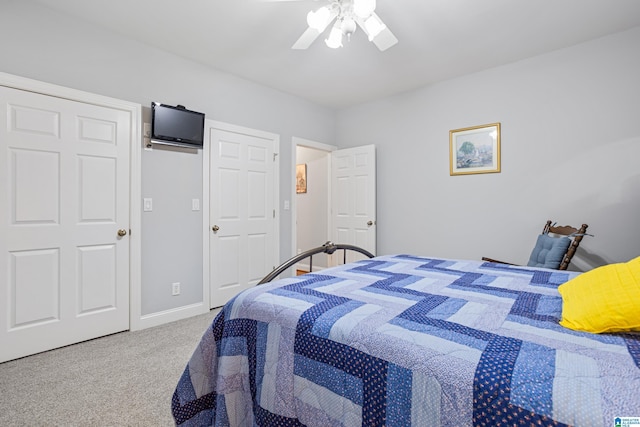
[482,220,589,270]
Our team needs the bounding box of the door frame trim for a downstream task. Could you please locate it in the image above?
[0,71,142,332]
[206,120,280,309]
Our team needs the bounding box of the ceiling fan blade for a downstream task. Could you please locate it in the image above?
[371,25,397,51]
[355,12,398,51]
[292,27,322,49]
[292,9,337,49]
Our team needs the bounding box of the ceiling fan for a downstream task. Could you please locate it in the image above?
[267,0,398,51]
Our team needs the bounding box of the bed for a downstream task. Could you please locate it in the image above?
[172,254,640,426]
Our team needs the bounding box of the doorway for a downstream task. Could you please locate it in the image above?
[295,143,331,273]
[292,138,377,277]
[292,138,336,274]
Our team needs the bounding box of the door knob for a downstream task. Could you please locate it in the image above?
[117,229,127,237]
[367,221,374,226]
[212,225,220,232]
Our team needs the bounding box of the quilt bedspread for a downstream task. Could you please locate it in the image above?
[172,255,640,426]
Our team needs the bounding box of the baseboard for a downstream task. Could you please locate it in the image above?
[131,302,209,331]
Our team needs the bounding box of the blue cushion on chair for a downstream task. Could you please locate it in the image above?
[527,234,572,269]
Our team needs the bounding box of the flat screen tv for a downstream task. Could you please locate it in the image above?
[151,102,205,149]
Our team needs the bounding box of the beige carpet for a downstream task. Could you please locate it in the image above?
[0,309,219,427]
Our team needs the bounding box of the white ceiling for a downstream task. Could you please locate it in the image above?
[33,0,640,108]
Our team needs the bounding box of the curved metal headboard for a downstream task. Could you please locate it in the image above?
[257,241,375,285]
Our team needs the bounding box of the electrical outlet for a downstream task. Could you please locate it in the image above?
[172,282,180,296]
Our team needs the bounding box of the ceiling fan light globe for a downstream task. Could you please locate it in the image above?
[342,17,357,37]
[325,26,343,48]
[307,7,331,31]
[353,0,376,18]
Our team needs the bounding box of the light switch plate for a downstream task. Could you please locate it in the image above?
[143,198,152,212]
[192,198,200,211]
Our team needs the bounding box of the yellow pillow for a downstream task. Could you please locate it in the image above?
[558,256,640,333]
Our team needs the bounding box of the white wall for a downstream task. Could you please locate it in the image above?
[0,1,335,320]
[336,26,640,270]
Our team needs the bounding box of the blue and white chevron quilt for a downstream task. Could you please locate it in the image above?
[172,255,640,426]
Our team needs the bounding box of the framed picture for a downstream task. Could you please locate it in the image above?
[449,123,501,175]
[296,163,307,193]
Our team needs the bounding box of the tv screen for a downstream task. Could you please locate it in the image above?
[151,102,205,148]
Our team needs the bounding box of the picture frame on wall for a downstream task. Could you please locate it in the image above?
[449,123,501,175]
[296,163,307,193]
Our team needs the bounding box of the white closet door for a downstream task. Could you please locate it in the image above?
[209,125,277,308]
[0,86,131,363]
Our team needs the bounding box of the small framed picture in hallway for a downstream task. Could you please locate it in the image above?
[296,163,307,193]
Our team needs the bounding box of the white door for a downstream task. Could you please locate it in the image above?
[0,86,130,363]
[330,144,377,265]
[209,125,277,308]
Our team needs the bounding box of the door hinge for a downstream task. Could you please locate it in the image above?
[273,209,276,218]
[273,153,278,162]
